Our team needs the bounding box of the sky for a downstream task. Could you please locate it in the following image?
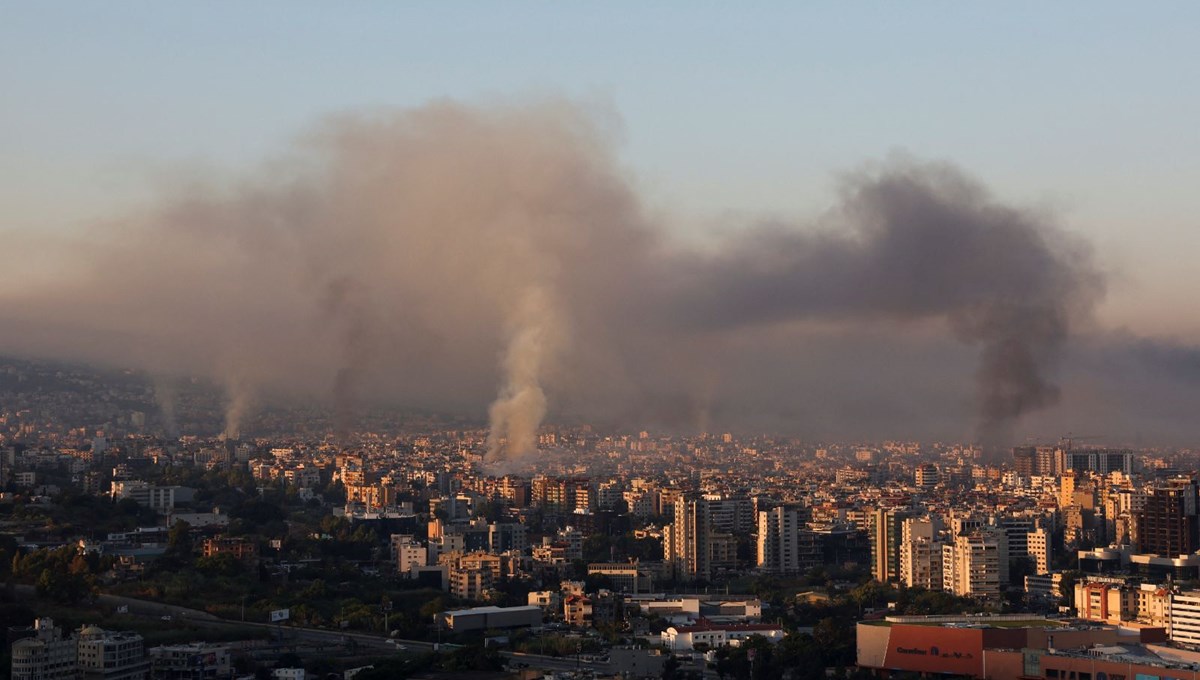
[2,3,1199,445]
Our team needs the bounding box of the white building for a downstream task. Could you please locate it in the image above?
[390,534,427,574]
[1169,591,1200,646]
[899,517,942,589]
[1027,527,1052,575]
[660,622,785,652]
[527,590,562,613]
[110,481,176,513]
[757,506,805,574]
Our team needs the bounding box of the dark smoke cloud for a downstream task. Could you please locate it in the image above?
[0,98,1193,451]
[664,163,1103,443]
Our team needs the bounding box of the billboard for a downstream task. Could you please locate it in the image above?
[270,609,290,622]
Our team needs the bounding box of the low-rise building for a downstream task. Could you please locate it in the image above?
[202,536,258,562]
[148,643,231,680]
[661,622,785,652]
[440,605,542,631]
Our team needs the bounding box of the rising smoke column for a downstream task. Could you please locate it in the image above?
[486,286,565,463]
[151,375,179,438]
[219,359,259,439]
[322,276,376,440]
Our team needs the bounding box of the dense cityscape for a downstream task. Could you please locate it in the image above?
[0,356,1198,679]
[6,4,1200,680]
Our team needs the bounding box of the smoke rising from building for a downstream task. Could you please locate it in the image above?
[486,286,565,465]
[0,98,1192,447]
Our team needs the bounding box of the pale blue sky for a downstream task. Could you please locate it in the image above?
[3,2,1199,335]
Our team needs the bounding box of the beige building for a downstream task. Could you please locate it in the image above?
[942,526,1008,597]
[899,517,942,589]
[1027,527,1052,575]
[1075,579,1136,625]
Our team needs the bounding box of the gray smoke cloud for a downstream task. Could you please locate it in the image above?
[0,97,1191,448]
[662,164,1103,445]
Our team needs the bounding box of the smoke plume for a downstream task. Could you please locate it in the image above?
[486,286,565,464]
[152,376,179,438]
[661,164,1102,443]
[1,97,1193,447]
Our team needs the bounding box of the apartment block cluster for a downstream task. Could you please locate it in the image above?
[9,617,233,680]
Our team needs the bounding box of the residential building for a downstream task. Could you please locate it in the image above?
[1169,590,1200,646]
[660,622,786,652]
[76,626,148,680]
[1137,478,1199,557]
[11,619,77,680]
[756,505,807,574]
[899,516,942,589]
[943,525,1008,597]
[869,508,906,583]
[148,643,231,680]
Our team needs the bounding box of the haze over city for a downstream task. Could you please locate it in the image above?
[3,3,1200,451]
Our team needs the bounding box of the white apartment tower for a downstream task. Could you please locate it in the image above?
[900,517,943,589]
[1027,527,1052,575]
[757,506,806,574]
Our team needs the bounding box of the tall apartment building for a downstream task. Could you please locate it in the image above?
[1056,447,1136,476]
[869,508,907,583]
[497,476,530,508]
[1027,527,1052,575]
[1012,446,1058,477]
[914,464,939,490]
[665,494,740,581]
[998,516,1037,560]
[1138,478,1199,557]
[756,506,808,574]
[531,476,593,513]
[942,526,1008,598]
[703,494,755,536]
[899,516,942,589]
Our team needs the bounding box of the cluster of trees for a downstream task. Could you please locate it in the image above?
[11,545,110,604]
